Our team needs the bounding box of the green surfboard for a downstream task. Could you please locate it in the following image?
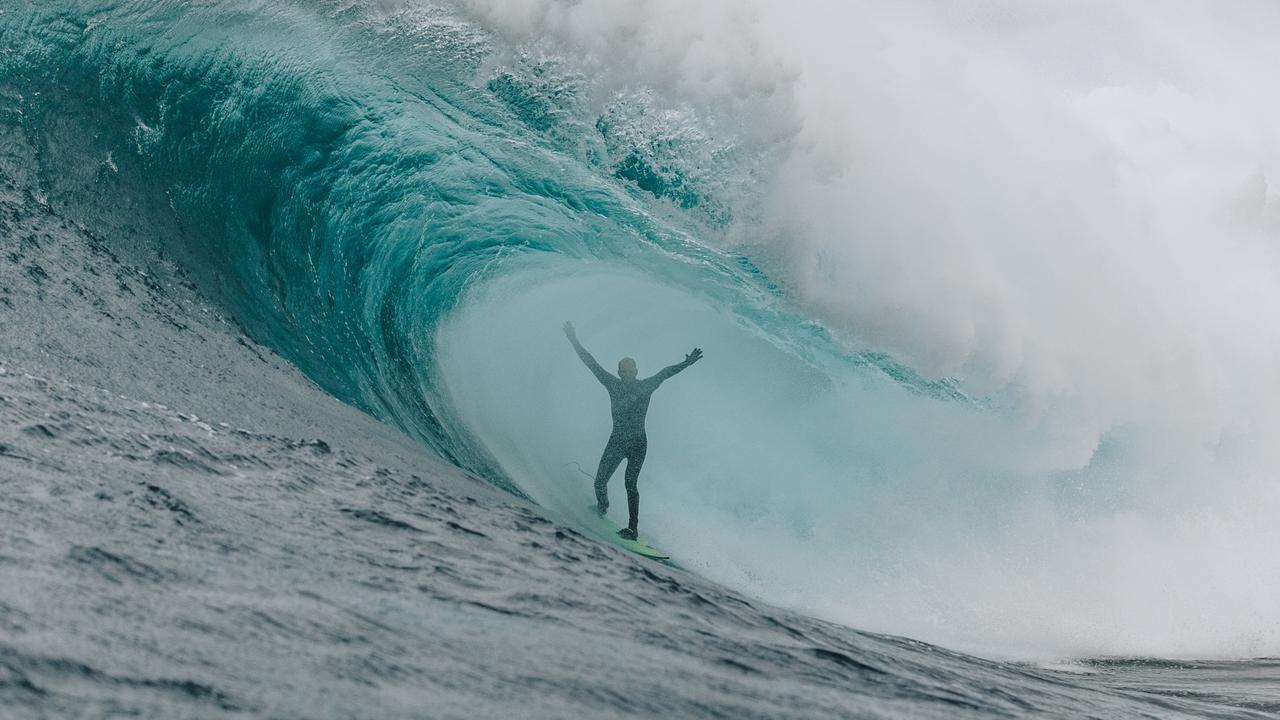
[585,511,669,560]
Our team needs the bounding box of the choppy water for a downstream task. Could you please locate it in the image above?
[2,1,1278,717]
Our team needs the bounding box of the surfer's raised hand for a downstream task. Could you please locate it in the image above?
[653,347,702,382]
[562,321,576,340]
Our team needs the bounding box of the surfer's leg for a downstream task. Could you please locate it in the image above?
[622,436,647,533]
[594,436,626,513]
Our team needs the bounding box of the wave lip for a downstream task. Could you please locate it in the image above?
[6,0,1280,664]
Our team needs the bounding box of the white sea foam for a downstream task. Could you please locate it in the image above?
[435,0,1280,660]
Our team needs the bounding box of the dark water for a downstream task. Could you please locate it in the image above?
[1,1,1277,717]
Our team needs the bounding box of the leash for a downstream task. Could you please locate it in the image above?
[564,461,594,481]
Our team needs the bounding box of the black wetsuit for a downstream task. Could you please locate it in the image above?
[570,339,692,533]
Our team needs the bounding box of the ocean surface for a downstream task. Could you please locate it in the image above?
[2,1,1279,717]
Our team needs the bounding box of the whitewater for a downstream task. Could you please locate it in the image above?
[2,0,1279,717]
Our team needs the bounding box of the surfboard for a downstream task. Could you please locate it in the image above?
[586,510,669,560]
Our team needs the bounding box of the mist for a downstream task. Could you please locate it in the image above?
[427,0,1280,659]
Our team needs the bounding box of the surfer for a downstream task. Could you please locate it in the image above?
[563,321,702,541]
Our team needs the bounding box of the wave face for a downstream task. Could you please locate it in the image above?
[6,0,1280,661]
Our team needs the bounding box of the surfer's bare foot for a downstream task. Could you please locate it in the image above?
[617,527,637,541]
[593,503,607,517]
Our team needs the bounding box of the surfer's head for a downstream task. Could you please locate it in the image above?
[617,357,637,380]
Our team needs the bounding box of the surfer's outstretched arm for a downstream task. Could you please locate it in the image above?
[563,321,613,386]
[652,347,703,383]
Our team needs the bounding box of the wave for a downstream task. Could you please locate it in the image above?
[5,0,1280,660]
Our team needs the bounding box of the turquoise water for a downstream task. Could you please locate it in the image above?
[4,1,868,457]
[6,0,1280,667]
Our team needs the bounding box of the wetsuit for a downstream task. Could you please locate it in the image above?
[569,338,693,534]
